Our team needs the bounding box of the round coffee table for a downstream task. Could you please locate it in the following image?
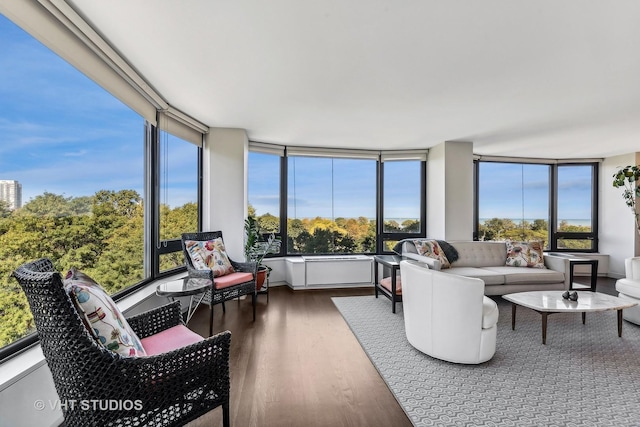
[156,277,212,335]
[503,290,638,344]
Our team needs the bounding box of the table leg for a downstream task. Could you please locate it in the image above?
[511,303,516,330]
[374,261,379,298]
[391,272,397,314]
[582,312,586,324]
[542,312,548,345]
[618,309,623,337]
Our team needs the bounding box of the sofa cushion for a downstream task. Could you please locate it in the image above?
[482,296,499,329]
[448,241,507,268]
[483,266,564,284]
[505,240,545,268]
[64,268,146,357]
[413,240,451,268]
[440,267,505,285]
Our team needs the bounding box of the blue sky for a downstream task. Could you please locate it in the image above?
[0,14,198,208]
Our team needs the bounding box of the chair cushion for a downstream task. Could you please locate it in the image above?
[140,325,203,356]
[482,296,499,329]
[64,268,146,357]
[616,278,640,299]
[214,272,254,290]
[379,275,402,294]
[413,239,451,268]
[184,238,235,277]
[505,240,545,268]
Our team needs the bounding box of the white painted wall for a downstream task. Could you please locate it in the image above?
[203,128,249,261]
[600,153,639,278]
[426,141,474,240]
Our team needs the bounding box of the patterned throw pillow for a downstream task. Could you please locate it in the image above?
[413,239,451,269]
[505,240,545,268]
[64,268,146,357]
[184,238,235,277]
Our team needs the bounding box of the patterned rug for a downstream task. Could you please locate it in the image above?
[332,295,640,426]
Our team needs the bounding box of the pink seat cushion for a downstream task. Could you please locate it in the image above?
[380,275,402,294]
[140,325,203,356]
[214,272,254,290]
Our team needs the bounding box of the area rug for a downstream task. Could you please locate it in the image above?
[332,295,640,426]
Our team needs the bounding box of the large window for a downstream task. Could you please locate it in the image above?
[0,15,202,358]
[0,15,144,350]
[381,159,425,251]
[158,130,200,272]
[475,160,598,251]
[248,145,426,255]
[248,152,281,234]
[287,156,377,254]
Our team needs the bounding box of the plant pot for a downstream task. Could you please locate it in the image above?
[256,266,268,291]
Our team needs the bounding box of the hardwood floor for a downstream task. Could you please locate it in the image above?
[185,277,619,427]
[186,285,413,427]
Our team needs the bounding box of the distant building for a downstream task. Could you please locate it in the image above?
[0,180,22,210]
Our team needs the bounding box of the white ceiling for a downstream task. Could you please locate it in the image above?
[68,0,640,159]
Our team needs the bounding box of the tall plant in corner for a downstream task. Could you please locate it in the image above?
[613,165,640,236]
[244,216,281,290]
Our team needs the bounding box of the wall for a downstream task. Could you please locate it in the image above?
[203,128,248,261]
[427,141,474,240]
[600,153,639,277]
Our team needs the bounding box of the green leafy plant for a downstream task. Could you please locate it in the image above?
[244,216,281,272]
[612,165,640,236]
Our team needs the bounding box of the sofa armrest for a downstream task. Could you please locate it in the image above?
[402,252,441,270]
[127,301,184,339]
[543,253,571,289]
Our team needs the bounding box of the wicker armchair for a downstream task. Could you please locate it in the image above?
[13,258,231,427]
[181,231,258,329]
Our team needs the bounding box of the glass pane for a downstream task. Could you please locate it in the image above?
[557,165,592,232]
[287,156,376,254]
[158,132,199,242]
[383,160,421,233]
[0,15,144,348]
[557,239,595,250]
[478,162,550,244]
[248,152,280,233]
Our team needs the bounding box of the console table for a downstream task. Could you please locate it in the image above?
[374,254,403,313]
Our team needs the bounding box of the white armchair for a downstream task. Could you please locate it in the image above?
[615,257,640,325]
[399,260,499,364]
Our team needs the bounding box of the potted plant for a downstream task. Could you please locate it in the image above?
[613,165,640,237]
[244,216,282,291]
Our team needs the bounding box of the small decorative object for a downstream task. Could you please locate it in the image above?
[562,291,578,301]
[562,291,570,299]
[612,165,640,237]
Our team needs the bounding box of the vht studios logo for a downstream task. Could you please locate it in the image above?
[34,399,143,411]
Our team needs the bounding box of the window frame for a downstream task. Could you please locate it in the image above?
[473,159,599,253]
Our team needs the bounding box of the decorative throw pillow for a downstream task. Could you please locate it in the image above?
[505,240,545,268]
[64,268,146,357]
[185,238,235,277]
[413,239,451,269]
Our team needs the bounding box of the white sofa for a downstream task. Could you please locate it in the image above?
[399,260,499,364]
[615,257,640,325]
[401,240,570,296]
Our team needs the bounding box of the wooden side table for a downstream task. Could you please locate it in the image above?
[374,254,403,313]
[568,258,599,292]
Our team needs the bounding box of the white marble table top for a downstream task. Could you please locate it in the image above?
[502,291,637,313]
